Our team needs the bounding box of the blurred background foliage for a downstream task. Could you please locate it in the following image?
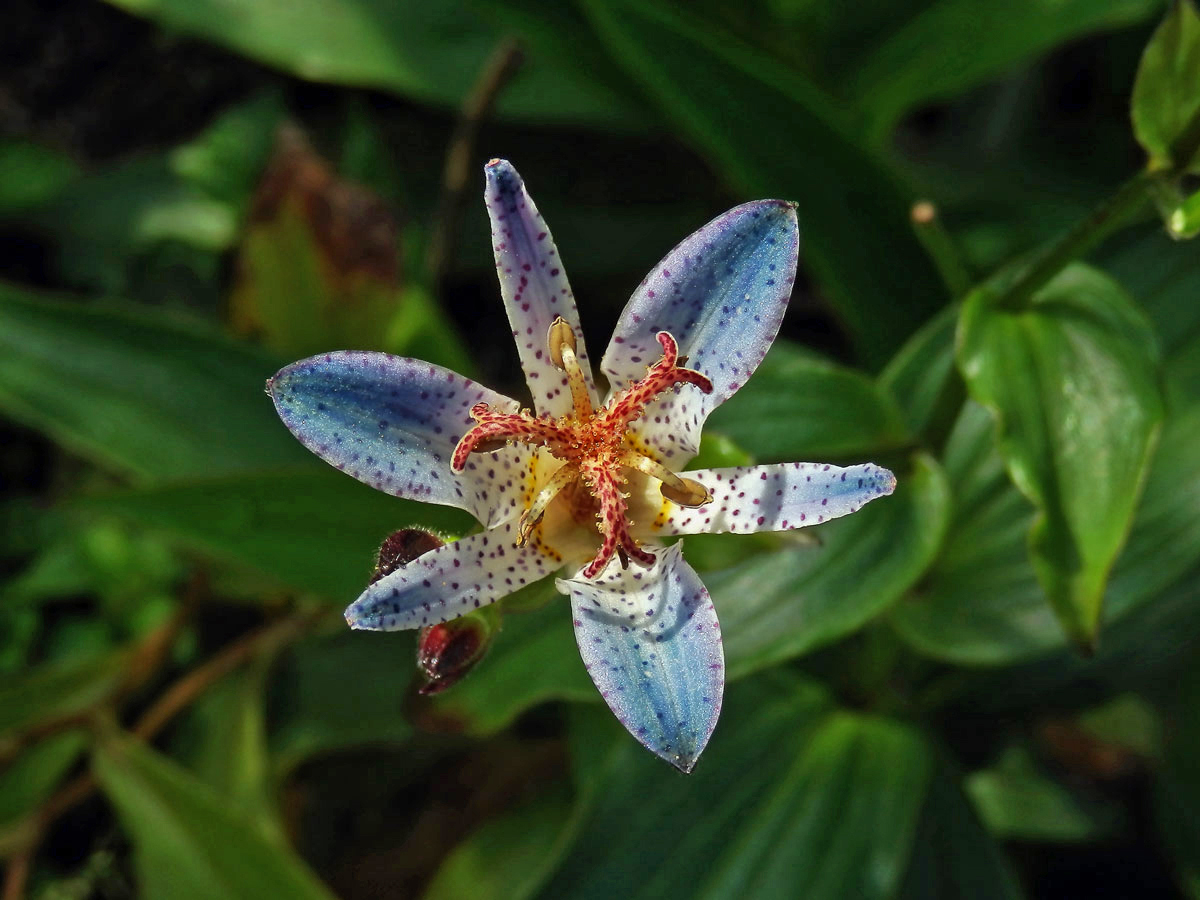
[2,0,1200,897]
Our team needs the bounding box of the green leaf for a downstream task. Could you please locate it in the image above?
[0,651,128,738]
[1132,0,1200,173]
[897,763,1025,900]
[581,0,947,369]
[0,731,88,855]
[1168,186,1200,238]
[93,729,336,900]
[957,263,1164,650]
[893,381,1200,665]
[422,781,578,900]
[0,142,79,214]
[852,0,1159,142]
[705,340,910,460]
[268,630,415,776]
[0,283,311,480]
[419,584,597,735]
[24,156,235,294]
[170,657,279,835]
[713,453,950,678]
[101,0,644,128]
[81,468,473,602]
[966,748,1116,843]
[541,674,932,900]
[878,304,963,442]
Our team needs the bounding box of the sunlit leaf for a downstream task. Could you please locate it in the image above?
[0,283,310,480]
[93,729,336,899]
[581,0,947,368]
[957,263,1164,650]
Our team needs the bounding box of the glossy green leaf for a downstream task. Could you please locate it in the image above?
[81,468,472,602]
[706,340,910,460]
[957,264,1164,650]
[541,674,932,900]
[268,630,415,776]
[419,584,597,735]
[852,0,1159,142]
[1102,225,1200,356]
[101,0,643,128]
[0,651,128,738]
[897,764,1025,900]
[0,284,311,480]
[878,304,963,441]
[581,0,946,369]
[93,729,336,900]
[893,383,1200,664]
[712,453,950,679]
[1132,0,1200,173]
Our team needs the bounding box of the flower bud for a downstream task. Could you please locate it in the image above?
[369,528,445,584]
[416,606,499,695]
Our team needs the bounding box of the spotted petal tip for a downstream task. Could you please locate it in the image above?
[560,544,724,774]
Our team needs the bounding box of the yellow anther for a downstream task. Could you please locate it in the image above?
[622,451,713,508]
[547,317,593,419]
[517,461,580,546]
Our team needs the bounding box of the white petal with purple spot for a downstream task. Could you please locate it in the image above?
[485,159,599,418]
[345,522,560,630]
[268,351,531,527]
[601,200,799,466]
[558,544,724,773]
[645,462,896,536]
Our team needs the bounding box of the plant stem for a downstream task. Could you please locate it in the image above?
[992,169,1155,312]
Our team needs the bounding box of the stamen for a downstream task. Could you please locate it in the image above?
[547,317,593,419]
[623,451,712,507]
[451,327,712,580]
[600,332,713,434]
[581,462,656,578]
[518,462,579,545]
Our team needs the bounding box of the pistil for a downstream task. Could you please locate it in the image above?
[451,318,715,578]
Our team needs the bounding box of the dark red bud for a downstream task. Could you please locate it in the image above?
[370,528,445,584]
[416,607,498,695]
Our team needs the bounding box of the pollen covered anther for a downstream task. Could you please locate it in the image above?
[450,321,714,579]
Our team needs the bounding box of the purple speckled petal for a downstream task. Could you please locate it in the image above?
[558,544,723,774]
[345,521,559,630]
[602,200,799,467]
[646,462,895,537]
[485,159,599,417]
[268,351,532,527]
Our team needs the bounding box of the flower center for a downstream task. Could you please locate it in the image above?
[451,318,714,578]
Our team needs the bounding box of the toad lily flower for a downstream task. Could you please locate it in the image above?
[268,160,895,773]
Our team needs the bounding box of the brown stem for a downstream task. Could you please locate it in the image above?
[426,39,524,287]
[1,609,327,899]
